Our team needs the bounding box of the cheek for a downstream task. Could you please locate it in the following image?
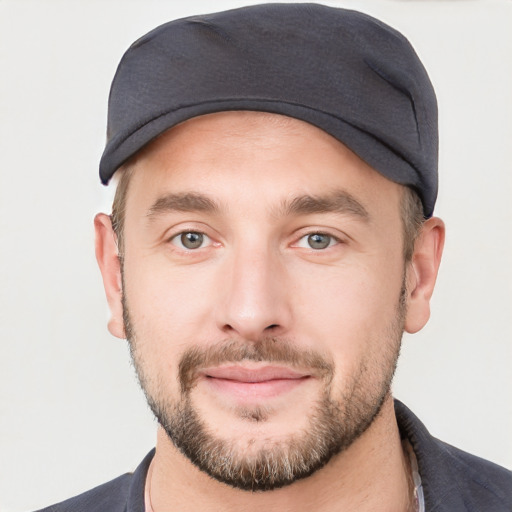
[122,254,218,351]
[123,264,219,401]
[290,258,404,367]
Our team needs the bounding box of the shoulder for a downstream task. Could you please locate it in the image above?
[434,438,512,509]
[33,473,133,512]
[394,400,512,511]
[33,449,154,512]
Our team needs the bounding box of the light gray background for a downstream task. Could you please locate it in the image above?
[1,1,511,511]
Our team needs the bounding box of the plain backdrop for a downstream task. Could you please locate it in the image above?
[1,1,511,511]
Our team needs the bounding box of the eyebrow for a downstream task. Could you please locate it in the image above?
[279,191,369,221]
[147,192,220,219]
[146,189,369,222]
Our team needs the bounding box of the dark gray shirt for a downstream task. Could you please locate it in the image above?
[36,400,512,512]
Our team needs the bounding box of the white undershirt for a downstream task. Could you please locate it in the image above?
[403,439,426,512]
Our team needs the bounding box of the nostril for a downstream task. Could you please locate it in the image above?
[266,324,279,330]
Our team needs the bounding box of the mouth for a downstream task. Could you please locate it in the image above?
[199,364,312,401]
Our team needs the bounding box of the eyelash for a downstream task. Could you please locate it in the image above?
[169,231,213,250]
[294,232,341,250]
[167,229,342,252]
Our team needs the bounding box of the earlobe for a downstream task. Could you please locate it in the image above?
[94,213,126,339]
[404,217,445,334]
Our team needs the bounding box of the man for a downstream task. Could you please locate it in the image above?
[37,3,511,512]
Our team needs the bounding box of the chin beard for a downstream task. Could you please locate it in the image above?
[148,380,389,491]
[123,277,405,491]
[128,335,399,491]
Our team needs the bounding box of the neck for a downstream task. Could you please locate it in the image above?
[147,396,414,512]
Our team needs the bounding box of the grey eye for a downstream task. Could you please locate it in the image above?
[307,233,332,249]
[180,232,204,249]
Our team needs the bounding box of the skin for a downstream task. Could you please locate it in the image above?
[95,111,444,512]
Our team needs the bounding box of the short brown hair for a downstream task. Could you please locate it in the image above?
[110,164,134,262]
[401,186,425,262]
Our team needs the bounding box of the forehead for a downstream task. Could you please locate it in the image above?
[132,111,331,158]
[121,111,403,220]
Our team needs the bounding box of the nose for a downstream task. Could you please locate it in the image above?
[216,243,292,341]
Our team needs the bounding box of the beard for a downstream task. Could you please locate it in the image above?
[123,279,406,492]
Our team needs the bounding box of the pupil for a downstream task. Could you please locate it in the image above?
[181,232,203,249]
[308,233,330,249]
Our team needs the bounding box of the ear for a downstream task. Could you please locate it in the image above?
[404,217,445,334]
[94,213,126,339]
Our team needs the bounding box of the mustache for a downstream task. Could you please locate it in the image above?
[178,338,334,394]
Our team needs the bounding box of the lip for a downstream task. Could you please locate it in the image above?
[203,365,308,382]
[199,365,311,401]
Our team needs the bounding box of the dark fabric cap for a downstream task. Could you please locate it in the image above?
[101,3,438,217]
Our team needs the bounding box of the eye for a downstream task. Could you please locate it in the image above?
[170,231,211,250]
[296,233,338,250]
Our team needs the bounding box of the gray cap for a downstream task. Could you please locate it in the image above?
[100,3,438,217]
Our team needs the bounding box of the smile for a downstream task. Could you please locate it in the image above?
[199,365,312,400]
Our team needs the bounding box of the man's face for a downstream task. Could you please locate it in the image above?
[119,112,409,490]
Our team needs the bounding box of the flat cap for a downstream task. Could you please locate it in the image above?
[101,3,438,217]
